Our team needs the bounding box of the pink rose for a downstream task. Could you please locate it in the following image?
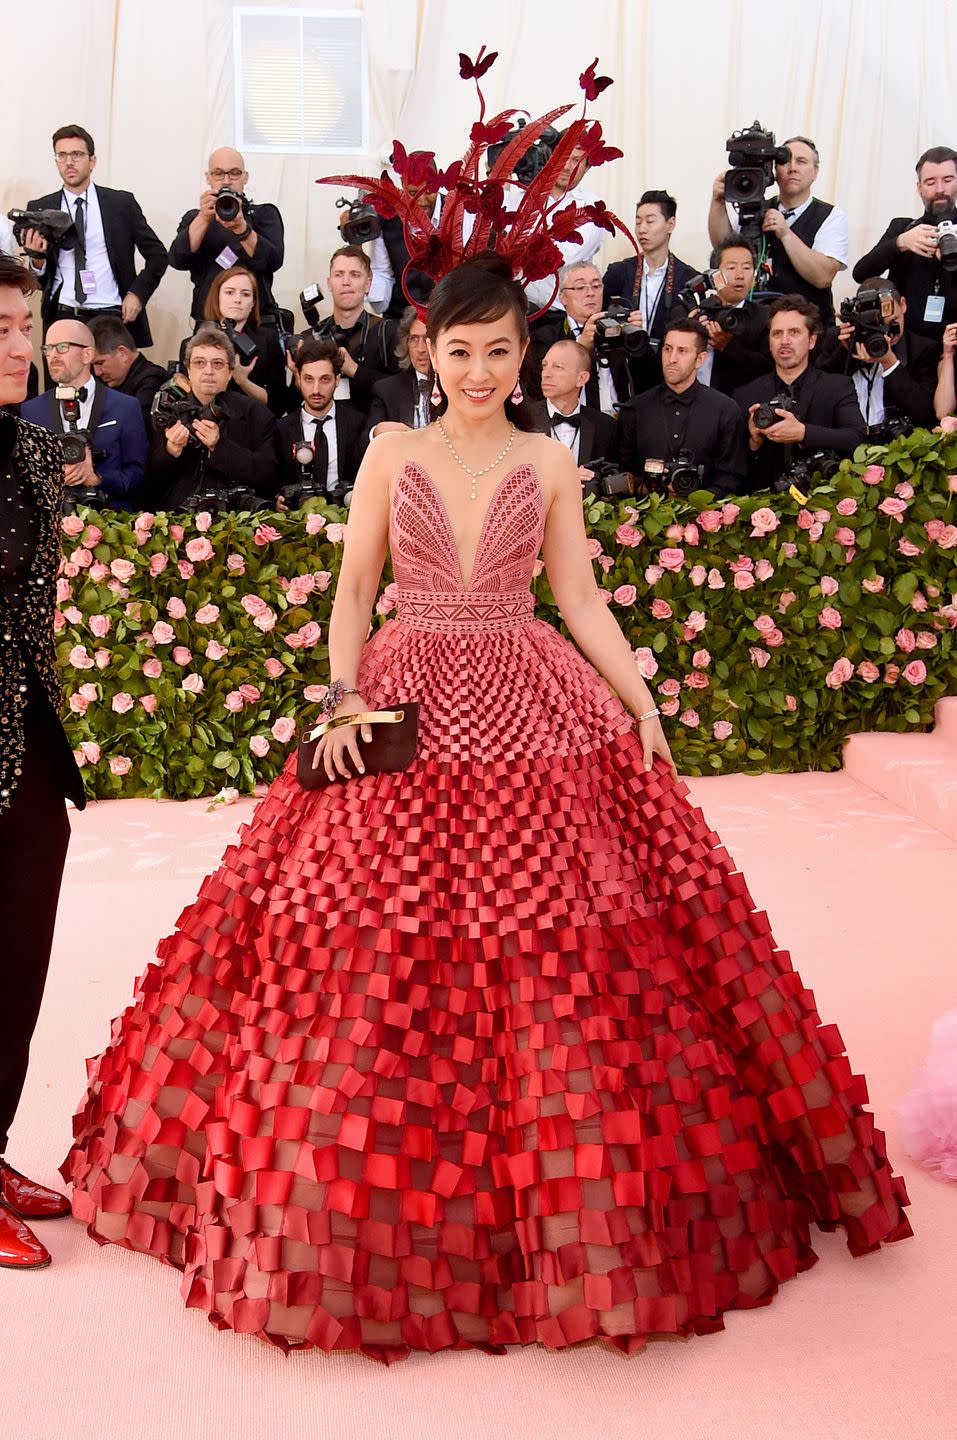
[241,594,269,617]
[63,605,83,624]
[825,657,854,688]
[836,498,858,516]
[71,547,93,568]
[862,465,885,485]
[152,621,175,645]
[61,561,79,578]
[857,661,880,682]
[325,523,347,544]
[185,537,214,563]
[749,647,771,668]
[749,506,779,537]
[149,553,168,576]
[903,660,927,685]
[111,691,134,714]
[679,708,700,728]
[897,538,923,557]
[785,694,797,712]
[644,564,664,584]
[177,560,195,581]
[169,524,184,542]
[692,649,711,668]
[682,523,700,547]
[264,657,286,678]
[194,511,213,533]
[834,527,856,547]
[82,524,102,547]
[56,578,72,603]
[167,596,187,620]
[878,496,907,518]
[754,558,775,582]
[720,503,740,525]
[79,741,100,764]
[253,524,282,546]
[938,418,957,432]
[375,581,399,616]
[936,524,957,549]
[110,558,135,581]
[808,523,824,542]
[797,509,814,530]
[713,720,733,741]
[109,756,132,776]
[224,691,244,712]
[780,541,797,559]
[182,673,204,694]
[658,678,681,697]
[305,513,326,535]
[253,608,277,633]
[660,697,680,717]
[862,576,885,594]
[895,628,916,653]
[949,473,957,492]
[665,524,684,542]
[89,561,110,582]
[195,603,220,624]
[613,584,637,606]
[778,590,797,612]
[227,553,246,574]
[53,612,66,634]
[925,519,946,540]
[68,694,88,715]
[916,631,937,649]
[884,664,901,685]
[68,644,95,670]
[585,538,603,560]
[685,671,709,690]
[683,611,706,637]
[650,598,673,620]
[312,570,332,591]
[634,647,659,680]
[764,627,785,647]
[818,607,843,629]
[61,515,84,537]
[239,684,261,703]
[658,547,685,571]
[707,568,725,590]
[142,657,163,679]
[698,509,722,533]
[78,682,97,701]
[814,508,831,525]
[754,614,776,635]
[820,575,839,597]
[73,749,86,768]
[299,621,322,647]
[205,640,228,661]
[249,735,270,757]
[689,565,707,585]
[139,694,158,714]
[172,646,192,665]
[615,523,642,547]
[271,716,296,743]
[89,614,111,638]
[303,684,327,703]
[728,554,754,574]
[733,571,755,591]
[134,511,155,532]
[895,481,915,499]
[125,602,142,621]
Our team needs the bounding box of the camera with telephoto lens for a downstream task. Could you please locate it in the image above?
[580,457,634,501]
[594,296,650,358]
[677,272,743,333]
[9,207,77,256]
[641,451,706,499]
[936,217,957,273]
[487,118,561,184]
[220,318,257,364]
[771,448,841,494]
[150,375,226,441]
[754,393,797,430]
[838,287,899,359]
[723,122,790,253]
[214,186,249,224]
[335,194,382,245]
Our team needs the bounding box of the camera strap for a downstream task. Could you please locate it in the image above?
[630,255,675,334]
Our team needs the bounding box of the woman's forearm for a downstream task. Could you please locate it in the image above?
[562,592,657,716]
[326,590,376,695]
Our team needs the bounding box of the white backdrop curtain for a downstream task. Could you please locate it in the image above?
[1,0,955,362]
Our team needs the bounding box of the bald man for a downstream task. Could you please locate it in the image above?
[20,317,148,509]
[169,146,285,323]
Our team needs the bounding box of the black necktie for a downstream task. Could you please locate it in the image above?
[551,411,581,432]
[311,412,334,491]
[73,196,87,304]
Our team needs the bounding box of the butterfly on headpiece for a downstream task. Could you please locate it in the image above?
[319,50,637,319]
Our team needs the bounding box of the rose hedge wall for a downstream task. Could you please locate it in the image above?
[56,426,957,800]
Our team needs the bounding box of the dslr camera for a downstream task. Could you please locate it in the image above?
[150,374,226,442]
[487,117,560,184]
[56,386,106,513]
[641,451,706,499]
[594,297,650,358]
[677,272,743,333]
[772,448,841,494]
[754,393,797,429]
[581,458,633,501]
[866,409,911,445]
[219,318,257,365]
[838,287,899,359]
[936,216,957,272]
[183,485,265,515]
[8,207,77,257]
[723,121,791,251]
[214,187,250,225]
[336,194,382,245]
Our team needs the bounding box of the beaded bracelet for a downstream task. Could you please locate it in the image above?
[321,678,359,717]
[637,707,661,722]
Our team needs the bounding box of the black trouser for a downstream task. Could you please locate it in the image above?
[0,697,71,1154]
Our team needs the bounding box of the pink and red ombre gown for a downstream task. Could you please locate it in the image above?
[64,461,911,1361]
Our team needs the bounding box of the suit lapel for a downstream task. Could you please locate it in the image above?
[578,408,597,464]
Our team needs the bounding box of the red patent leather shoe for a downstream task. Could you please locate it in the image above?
[0,1204,51,1269]
[0,1161,70,1219]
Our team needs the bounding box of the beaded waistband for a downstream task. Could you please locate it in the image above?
[395,589,535,633]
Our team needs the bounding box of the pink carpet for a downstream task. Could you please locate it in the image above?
[4,768,955,1440]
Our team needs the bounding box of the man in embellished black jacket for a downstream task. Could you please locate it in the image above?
[0,256,85,1272]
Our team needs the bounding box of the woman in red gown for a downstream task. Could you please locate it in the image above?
[63,257,911,1361]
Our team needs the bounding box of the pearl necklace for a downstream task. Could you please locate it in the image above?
[436,419,516,499]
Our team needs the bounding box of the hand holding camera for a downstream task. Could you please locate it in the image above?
[897,223,941,260]
[747,398,806,446]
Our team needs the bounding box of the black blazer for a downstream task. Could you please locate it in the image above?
[0,418,85,812]
[853,217,957,344]
[667,298,772,396]
[601,252,697,338]
[528,310,637,411]
[275,402,368,501]
[27,185,168,348]
[815,329,939,429]
[148,389,277,508]
[169,203,285,323]
[734,367,867,492]
[525,400,619,466]
[117,353,167,424]
[367,370,436,430]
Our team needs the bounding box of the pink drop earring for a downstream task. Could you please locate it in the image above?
[431,375,442,405]
[510,379,524,404]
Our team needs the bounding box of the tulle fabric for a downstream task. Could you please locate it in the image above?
[899,1010,957,1181]
[63,462,912,1362]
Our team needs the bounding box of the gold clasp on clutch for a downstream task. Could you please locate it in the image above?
[305,708,405,743]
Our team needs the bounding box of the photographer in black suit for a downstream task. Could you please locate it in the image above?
[853,146,957,348]
[367,307,436,434]
[275,338,367,506]
[672,235,773,397]
[24,123,167,347]
[816,277,938,433]
[619,319,747,497]
[149,326,276,509]
[169,147,285,324]
[526,339,618,477]
[88,315,166,425]
[532,261,638,415]
[735,296,865,493]
[313,246,399,415]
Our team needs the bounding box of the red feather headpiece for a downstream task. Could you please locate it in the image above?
[319,50,637,319]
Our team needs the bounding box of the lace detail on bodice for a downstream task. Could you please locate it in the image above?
[390,461,544,632]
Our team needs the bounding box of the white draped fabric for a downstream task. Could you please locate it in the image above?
[1,0,955,360]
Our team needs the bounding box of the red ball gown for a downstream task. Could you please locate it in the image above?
[64,461,912,1362]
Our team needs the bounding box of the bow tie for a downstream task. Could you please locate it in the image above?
[551,411,581,432]
[781,208,796,221]
[63,385,88,403]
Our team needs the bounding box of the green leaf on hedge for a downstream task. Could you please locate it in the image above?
[892,573,919,605]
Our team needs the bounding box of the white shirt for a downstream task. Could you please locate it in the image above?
[638,257,669,330]
[411,368,432,428]
[59,375,98,432]
[546,399,583,462]
[0,212,16,258]
[56,185,122,308]
[367,193,444,315]
[525,184,605,313]
[778,195,849,269]
[852,361,899,426]
[300,403,339,492]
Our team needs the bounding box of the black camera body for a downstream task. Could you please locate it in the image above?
[641,451,706,499]
[754,393,797,430]
[595,297,650,358]
[487,118,561,184]
[581,458,633,501]
[866,410,911,445]
[183,485,266,515]
[214,187,250,225]
[723,122,790,252]
[677,273,742,333]
[772,448,841,493]
[55,386,90,465]
[220,319,257,364]
[150,377,226,441]
[936,217,957,273]
[839,287,899,360]
[335,194,382,245]
[8,207,76,256]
